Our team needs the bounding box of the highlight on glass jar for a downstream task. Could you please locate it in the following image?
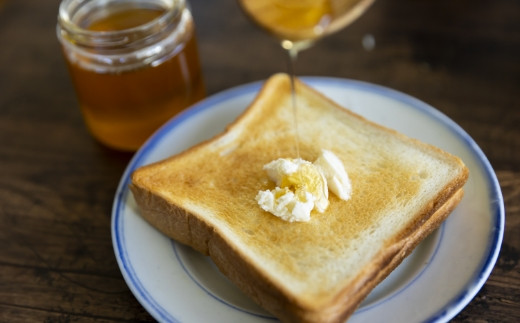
[57,0,205,151]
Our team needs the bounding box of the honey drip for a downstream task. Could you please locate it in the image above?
[286,45,300,159]
[239,0,374,158]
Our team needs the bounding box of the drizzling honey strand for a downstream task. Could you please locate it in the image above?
[283,41,302,159]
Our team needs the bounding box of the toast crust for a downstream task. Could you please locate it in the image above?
[130,74,469,322]
[130,184,464,323]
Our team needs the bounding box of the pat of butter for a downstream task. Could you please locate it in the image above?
[256,187,315,222]
[256,150,351,222]
[314,149,352,201]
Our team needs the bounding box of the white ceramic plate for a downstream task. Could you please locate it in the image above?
[112,77,504,323]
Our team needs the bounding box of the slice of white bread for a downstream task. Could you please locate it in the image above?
[130,73,469,322]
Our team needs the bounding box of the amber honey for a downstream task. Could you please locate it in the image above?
[239,0,333,42]
[58,0,205,151]
[239,0,374,43]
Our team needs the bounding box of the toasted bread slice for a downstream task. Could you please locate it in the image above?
[130,73,469,323]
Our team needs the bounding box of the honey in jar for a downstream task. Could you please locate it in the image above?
[57,0,205,151]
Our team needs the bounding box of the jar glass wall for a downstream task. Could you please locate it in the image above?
[57,0,205,151]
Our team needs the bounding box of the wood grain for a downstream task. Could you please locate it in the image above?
[0,0,518,321]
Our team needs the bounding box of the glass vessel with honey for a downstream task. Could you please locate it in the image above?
[239,0,375,53]
[57,0,205,151]
[238,0,374,157]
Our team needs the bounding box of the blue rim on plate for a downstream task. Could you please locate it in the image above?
[112,77,504,323]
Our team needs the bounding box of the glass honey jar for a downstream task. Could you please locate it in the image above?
[57,0,205,151]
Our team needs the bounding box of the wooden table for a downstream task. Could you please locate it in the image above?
[1,0,518,321]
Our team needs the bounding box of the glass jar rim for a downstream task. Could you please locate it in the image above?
[57,0,186,48]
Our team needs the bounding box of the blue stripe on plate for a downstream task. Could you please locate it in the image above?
[112,81,263,322]
[305,77,504,322]
[112,77,504,323]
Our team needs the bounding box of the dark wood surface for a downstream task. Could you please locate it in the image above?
[1,0,518,321]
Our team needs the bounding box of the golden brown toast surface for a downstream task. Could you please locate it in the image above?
[130,74,469,322]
